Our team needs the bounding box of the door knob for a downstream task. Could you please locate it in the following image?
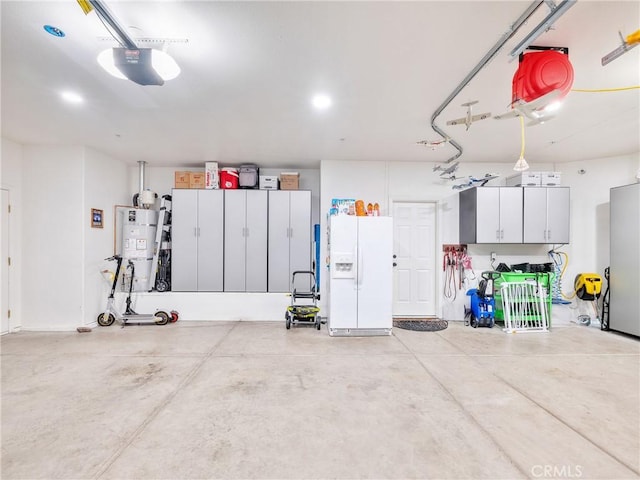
[393,262,397,267]
[393,254,397,259]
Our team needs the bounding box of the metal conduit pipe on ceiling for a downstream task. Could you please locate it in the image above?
[430,0,545,165]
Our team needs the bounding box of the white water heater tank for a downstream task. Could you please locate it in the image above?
[122,208,158,292]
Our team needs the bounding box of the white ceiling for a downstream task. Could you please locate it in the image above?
[1,1,639,170]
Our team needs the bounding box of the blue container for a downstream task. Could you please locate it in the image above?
[466,289,495,328]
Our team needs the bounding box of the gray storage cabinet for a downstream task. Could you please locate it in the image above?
[523,187,570,243]
[459,187,523,243]
[267,190,312,292]
[609,183,640,336]
[224,190,268,292]
[171,189,224,291]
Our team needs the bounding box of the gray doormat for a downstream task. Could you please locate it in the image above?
[393,319,448,332]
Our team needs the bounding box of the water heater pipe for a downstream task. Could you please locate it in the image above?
[138,160,146,193]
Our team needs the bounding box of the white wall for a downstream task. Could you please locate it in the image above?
[0,138,24,331]
[5,143,638,329]
[320,156,640,322]
[12,144,129,330]
[559,153,640,288]
[84,148,129,325]
[21,146,85,330]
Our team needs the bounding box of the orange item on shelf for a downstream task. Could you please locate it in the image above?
[355,200,366,216]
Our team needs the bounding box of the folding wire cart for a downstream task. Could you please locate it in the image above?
[500,281,550,333]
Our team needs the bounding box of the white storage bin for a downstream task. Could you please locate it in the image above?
[541,172,562,186]
[505,172,541,187]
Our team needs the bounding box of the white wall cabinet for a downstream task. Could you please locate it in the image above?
[523,187,570,243]
[224,190,268,292]
[171,189,224,291]
[459,187,523,243]
[267,190,312,292]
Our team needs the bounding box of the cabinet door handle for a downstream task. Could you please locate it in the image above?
[500,230,504,240]
[547,229,550,240]
[194,227,197,237]
[496,230,500,240]
[246,227,249,237]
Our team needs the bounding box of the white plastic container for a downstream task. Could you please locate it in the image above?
[505,172,541,187]
[540,172,561,186]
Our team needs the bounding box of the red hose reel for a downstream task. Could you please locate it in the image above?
[512,48,574,105]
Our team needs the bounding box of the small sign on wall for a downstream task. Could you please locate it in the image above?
[91,208,103,228]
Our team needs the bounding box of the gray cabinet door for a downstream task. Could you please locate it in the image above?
[523,187,548,243]
[461,187,523,243]
[475,188,501,242]
[268,191,291,292]
[289,190,311,278]
[268,191,311,292]
[610,184,640,336]
[524,187,569,244]
[245,190,268,292]
[171,189,198,291]
[499,187,523,243]
[546,187,570,244]
[224,190,247,292]
[198,190,224,291]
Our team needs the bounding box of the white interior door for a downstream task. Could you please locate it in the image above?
[1,189,10,334]
[392,201,436,317]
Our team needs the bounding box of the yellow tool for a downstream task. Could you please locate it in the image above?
[575,273,603,301]
[574,273,603,327]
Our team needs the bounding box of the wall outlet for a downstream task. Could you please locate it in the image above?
[490,252,497,263]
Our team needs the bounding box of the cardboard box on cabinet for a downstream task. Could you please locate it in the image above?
[175,171,191,189]
[280,172,299,190]
[190,172,206,189]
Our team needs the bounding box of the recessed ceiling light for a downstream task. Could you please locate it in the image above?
[312,94,332,110]
[43,25,65,38]
[60,91,84,104]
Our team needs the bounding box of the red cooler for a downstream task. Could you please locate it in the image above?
[220,168,239,189]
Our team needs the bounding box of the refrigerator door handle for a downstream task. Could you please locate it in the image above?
[357,247,363,289]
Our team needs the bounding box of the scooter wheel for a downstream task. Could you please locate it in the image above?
[97,313,115,327]
[170,310,179,323]
[470,313,478,328]
[156,279,170,292]
[154,311,170,325]
[285,315,291,330]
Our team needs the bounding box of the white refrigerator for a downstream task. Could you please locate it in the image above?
[327,215,393,336]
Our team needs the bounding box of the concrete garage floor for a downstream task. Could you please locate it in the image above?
[1,321,639,480]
